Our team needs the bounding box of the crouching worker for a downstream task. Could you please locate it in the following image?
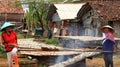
[0,22,19,67]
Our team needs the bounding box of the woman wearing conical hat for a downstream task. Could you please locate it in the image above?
[0,22,19,67]
[101,25,117,67]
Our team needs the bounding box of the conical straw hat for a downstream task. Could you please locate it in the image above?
[0,22,15,31]
[101,25,114,33]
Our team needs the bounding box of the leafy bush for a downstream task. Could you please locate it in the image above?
[0,44,6,54]
[39,64,47,67]
[0,44,7,58]
[46,38,59,46]
[17,33,25,39]
[17,33,33,39]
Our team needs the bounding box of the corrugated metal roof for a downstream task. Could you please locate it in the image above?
[54,3,85,20]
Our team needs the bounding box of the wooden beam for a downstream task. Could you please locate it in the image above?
[19,51,82,56]
[49,52,101,67]
[18,46,102,56]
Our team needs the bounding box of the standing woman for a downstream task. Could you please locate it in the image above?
[101,25,117,67]
[0,22,19,67]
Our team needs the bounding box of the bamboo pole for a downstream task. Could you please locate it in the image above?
[55,36,120,41]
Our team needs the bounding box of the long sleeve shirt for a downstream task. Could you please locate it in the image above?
[102,32,115,55]
[1,31,17,52]
[102,39,115,55]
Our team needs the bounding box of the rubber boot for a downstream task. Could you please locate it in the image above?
[13,56,19,67]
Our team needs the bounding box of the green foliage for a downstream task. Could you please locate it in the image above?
[26,10,30,24]
[17,33,33,39]
[46,38,59,46]
[0,42,6,58]
[39,64,47,67]
[0,53,7,58]
[24,0,49,31]
[17,33,25,39]
[0,33,5,54]
[0,44,6,55]
[14,0,22,7]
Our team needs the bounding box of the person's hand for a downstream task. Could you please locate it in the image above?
[8,43,14,47]
[113,49,117,54]
[14,45,19,48]
[113,45,117,54]
[12,44,19,48]
[8,43,19,48]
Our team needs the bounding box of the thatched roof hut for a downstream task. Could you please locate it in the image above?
[0,0,24,22]
[78,1,120,21]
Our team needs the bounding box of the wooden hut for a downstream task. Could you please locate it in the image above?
[47,3,85,36]
[77,1,120,37]
[0,0,24,25]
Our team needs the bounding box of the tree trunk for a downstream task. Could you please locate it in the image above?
[49,52,101,67]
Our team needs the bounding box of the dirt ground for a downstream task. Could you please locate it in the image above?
[86,56,120,67]
[0,58,8,67]
[0,56,120,67]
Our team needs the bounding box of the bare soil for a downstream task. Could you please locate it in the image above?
[86,56,120,67]
[0,58,8,67]
[0,56,120,67]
